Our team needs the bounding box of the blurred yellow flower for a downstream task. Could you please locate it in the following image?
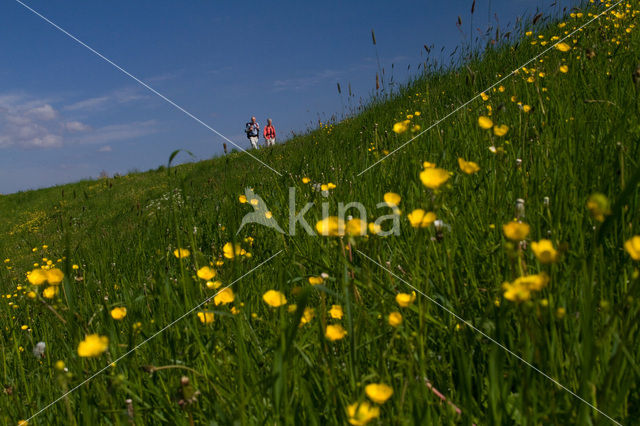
[502,221,530,241]
[422,161,436,168]
[263,290,287,307]
[173,248,190,259]
[396,291,416,307]
[407,209,436,228]
[77,334,109,357]
[43,286,58,299]
[368,222,382,235]
[197,266,216,280]
[493,124,509,137]
[522,105,531,113]
[559,65,569,73]
[308,276,324,285]
[502,280,531,302]
[325,324,347,341]
[302,177,310,184]
[214,288,235,305]
[27,268,47,286]
[110,307,127,320]
[197,312,214,324]
[624,236,640,260]
[316,216,345,236]
[329,304,344,319]
[238,194,247,203]
[223,242,242,259]
[206,280,222,289]
[365,383,393,404]
[384,192,401,206]
[458,158,480,174]
[392,120,410,134]
[346,401,380,425]
[478,116,493,129]
[556,42,571,52]
[586,193,611,222]
[419,168,450,189]
[299,307,315,326]
[346,218,367,236]
[531,240,559,263]
[480,92,489,101]
[45,268,64,285]
[388,311,403,327]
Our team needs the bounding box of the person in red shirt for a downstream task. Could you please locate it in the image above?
[263,118,276,147]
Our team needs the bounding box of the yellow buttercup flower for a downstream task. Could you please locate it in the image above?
[263,290,287,307]
[365,383,393,404]
[302,177,310,184]
[346,218,366,236]
[42,286,59,299]
[110,307,127,320]
[308,276,324,285]
[197,312,214,324]
[214,288,235,305]
[559,65,569,73]
[368,222,382,235]
[480,92,489,101]
[173,248,190,259]
[197,266,216,280]
[45,268,64,285]
[478,116,493,129]
[396,291,416,307]
[315,216,345,236]
[77,334,109,357]
[383,192,401,206]
[27,268,47,286]
[502,221,530,241]
[531,240,559,263]
[299,307,315,326]
[458,158,480,174]
[422,161,436,168]
[624,236,640,260]
[346,401,380,425]
[206,280,222,289]
[388,311,403,327]
[407,209,436,228]
[493,124,509,137]
[392,120,410,134]
[556,42,571,52]
[522,104,531,113]
[325,324,347,341]
[329,304,344,319]
[419,168,450,189]
[223,242,242,259]
[238,194,247,203]
[502,280,531,302]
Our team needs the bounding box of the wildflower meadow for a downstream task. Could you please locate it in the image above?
[2,1,640,424]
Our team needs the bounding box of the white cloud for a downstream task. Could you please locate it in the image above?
[0,92,151,149]
[78,120,158,145]
[65,121,91,132]
[63,87,148,112]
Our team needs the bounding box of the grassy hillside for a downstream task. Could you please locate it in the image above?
[2,1,640,424]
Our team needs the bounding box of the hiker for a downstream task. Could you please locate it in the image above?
[245,116,260,149]
[263,118,276,147]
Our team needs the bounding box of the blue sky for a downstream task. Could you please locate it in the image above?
[0,0,579,193]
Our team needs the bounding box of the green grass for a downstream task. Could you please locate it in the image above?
[2,2,640,424]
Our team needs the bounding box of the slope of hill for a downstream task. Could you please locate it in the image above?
[2,1,640,424]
